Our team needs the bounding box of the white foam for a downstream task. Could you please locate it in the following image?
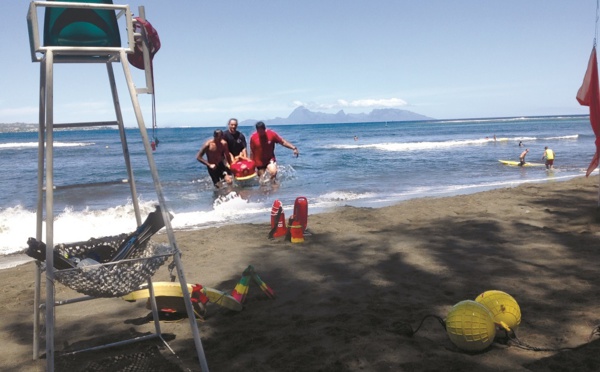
[0,201,159,256]
[329,138,502,152]
[317,190,376,202]
[543,135,578,140]
[0,141,94,149]
[328,134,579,153]
[0,254,34,270]
[172,192,268,229]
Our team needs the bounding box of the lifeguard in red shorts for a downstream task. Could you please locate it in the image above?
[542,146,555,170]
[249,121,299,180]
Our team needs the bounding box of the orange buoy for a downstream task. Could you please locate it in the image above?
[293,197,308,233]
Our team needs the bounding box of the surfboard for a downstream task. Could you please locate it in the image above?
[122,281,243,311]
[498,160,544,167]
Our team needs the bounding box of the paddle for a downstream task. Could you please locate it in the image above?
[110,206,172,261]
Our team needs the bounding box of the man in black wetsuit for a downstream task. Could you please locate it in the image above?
[222,118,248,164]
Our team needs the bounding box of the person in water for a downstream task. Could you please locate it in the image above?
[196,129,232,187]
[222,118,248,163]
[542,146,555,170]
[250,121,299,180]
[519,148,529,166]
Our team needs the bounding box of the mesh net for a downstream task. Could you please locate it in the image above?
[49,237,175,298]
[56,344,187,372]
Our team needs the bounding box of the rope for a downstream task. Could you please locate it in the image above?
[152,84,158,143]
[136,17,159,146]
[589,324,600,341]
[394,314,446,337]
[398,315,595,353]
[596,0,599,47]
[150,60,158,144]
[499,329,577,352]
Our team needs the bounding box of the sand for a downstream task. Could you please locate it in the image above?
[2,176,600,371]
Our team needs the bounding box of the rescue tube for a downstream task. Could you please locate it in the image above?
[230,159,257,180]
[293,197,308,233]
[269,200,287,238]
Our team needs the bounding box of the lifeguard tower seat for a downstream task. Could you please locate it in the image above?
[43,0,121,47]
[26,1,209,371]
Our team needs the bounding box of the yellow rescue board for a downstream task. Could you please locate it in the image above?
[498,160,544,167]
[122,281,243,311]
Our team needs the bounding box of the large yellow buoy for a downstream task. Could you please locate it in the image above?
[475,290,521,332]
[445,300,496,352]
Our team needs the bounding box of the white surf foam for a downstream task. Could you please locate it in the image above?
[0,201,159,256]
[0,141,94,149]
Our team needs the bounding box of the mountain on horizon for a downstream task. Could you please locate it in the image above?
[240,106,434,126]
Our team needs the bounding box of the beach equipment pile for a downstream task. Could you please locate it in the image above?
[268,197,309,242]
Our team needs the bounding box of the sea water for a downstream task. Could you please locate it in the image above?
[0,115,594,260]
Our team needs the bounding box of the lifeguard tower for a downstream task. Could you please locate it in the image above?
[26,1,209,370]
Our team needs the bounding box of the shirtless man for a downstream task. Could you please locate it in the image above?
[196,129,232,187]
[519,148,529,166]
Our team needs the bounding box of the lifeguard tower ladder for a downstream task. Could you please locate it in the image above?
[26,1,209,371]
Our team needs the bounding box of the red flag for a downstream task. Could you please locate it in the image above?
[577,47,600,177]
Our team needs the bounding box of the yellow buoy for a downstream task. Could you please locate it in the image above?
[445,300,496,352]
[475,290,521,332]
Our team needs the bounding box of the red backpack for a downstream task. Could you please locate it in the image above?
[128,17,161,70]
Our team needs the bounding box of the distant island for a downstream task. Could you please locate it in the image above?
[0,123,38,133]
[240,106,434,126]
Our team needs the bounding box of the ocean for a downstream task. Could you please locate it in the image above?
[0,115,595,262]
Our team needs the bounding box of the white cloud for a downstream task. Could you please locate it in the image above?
[293,97,408,111]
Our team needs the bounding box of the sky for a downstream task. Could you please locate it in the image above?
[0,0,598,127]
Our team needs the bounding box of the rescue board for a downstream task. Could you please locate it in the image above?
[230,159,257,181]
[122,281,243,311]
[498,160,544,167]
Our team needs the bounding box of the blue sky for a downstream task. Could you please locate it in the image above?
[0,1,597,127]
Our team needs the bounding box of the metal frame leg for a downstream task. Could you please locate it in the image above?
[106,60,142,226]
[120,49,209,372]
[33,49,47,361]
[43,49,57,372]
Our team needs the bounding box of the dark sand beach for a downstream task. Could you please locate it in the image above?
[3,176,600,371]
